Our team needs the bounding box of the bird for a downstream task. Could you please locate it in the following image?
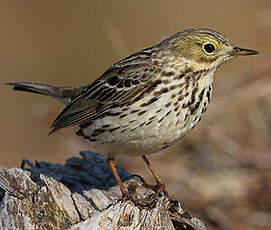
[7,28,258,205]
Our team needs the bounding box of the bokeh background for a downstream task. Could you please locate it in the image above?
[1,1,271,229]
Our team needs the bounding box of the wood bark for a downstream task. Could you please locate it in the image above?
[0,151,207,230]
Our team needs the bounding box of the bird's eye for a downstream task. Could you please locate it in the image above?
[203,43,216,54]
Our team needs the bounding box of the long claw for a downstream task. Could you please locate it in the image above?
[122,192,158,207]
[142,181,169,197]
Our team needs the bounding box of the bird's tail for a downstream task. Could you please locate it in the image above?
[6,81,85,104]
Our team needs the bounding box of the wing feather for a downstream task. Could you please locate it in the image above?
[49,48,161,134]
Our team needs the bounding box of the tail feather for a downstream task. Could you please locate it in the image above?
[7,81,85,105]
[7,81,89,134]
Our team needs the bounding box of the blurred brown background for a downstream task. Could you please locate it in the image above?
[1,1,271,229]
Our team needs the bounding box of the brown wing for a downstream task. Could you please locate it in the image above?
[49,47,161,134]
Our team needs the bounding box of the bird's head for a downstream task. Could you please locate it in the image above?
[168,28,258,70]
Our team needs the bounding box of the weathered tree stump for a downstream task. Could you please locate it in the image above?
[0,151,207,230]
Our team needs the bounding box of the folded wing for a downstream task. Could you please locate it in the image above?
[50,48,160,134]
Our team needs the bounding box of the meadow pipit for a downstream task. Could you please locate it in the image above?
[7,28,258,204]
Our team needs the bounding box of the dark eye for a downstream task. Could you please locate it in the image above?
[203,43,215,54]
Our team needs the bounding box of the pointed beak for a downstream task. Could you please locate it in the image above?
[231,47,259,56]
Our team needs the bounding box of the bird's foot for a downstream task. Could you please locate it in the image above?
[131,174,169,197]
[121,191,158,208]
[142,181,169,197]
